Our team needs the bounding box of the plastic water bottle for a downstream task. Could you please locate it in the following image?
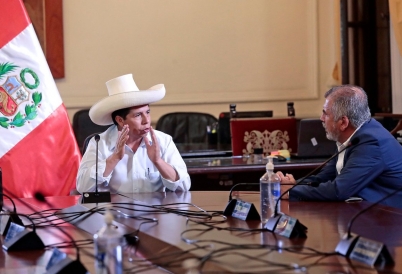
[94,210,124,274]
[260,156,281,223]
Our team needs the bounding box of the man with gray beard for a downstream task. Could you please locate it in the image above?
[277,85,402,209]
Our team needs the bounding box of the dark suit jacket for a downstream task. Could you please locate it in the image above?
[290,118,402,209]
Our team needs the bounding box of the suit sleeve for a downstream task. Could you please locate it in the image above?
[290,137,383,201]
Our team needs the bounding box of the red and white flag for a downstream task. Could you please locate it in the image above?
[0,0,81,198]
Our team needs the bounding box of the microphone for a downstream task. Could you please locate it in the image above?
[335,187,401,266]
[265,137,360,237]
[0,168,24,236]
[222,183,260,220]
[0,169,45,251]
[95,134,100,192]
[82,134,111,204]
[275,137,360,216]
[222,181,318,219]
[0,193,24,236]
[226,183,259,203]
[34,192,88,273]
[1,193,45,251]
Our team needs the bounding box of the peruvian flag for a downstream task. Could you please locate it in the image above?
[0,0,81,198]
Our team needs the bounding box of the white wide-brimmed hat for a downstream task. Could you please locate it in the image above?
[89,74,165,125]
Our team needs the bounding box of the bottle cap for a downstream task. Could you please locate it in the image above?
[266,156,276,171]
[104,209,114,225]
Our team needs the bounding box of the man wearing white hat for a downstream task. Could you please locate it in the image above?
[76,74,191,193]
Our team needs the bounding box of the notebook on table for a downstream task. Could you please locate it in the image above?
[292,118,337,158]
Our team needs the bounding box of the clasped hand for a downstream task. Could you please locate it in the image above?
[276,171,296,200]
[276,171,296,185]
[144,127,161,164]
[115,125,161,164]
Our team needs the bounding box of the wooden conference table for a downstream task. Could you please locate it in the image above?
[185,156,326,191]
[1,191,401,273]
[177,143,328,191]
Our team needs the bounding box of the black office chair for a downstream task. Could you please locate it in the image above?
[218,110,273,144]
[155,112,218,144]
[81,132,101,155]
[373,113,402,136]
[72,109,110,154]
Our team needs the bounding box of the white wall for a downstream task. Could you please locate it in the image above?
[56,0,337,124]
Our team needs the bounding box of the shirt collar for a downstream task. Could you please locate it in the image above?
[336,124,362,151]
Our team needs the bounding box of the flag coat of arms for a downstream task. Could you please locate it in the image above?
[0,0,81,198]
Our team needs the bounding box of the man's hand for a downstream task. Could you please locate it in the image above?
[144,127,179,182]
[114,124,129,160]
[103,124,129,177]
[276,171,296,184]
[276,171,296,200]
[144,127,161,164]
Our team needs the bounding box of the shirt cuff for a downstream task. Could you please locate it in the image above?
[90,160,112,185]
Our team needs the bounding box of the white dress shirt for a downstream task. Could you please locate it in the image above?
[336,125,361,174]
[76,125,191,193]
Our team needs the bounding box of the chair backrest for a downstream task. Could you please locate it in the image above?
[72,109,110,154]
[155,112,218,144]
[373,113,402,135]
[218,110,273,144]
[82,132,101,155]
